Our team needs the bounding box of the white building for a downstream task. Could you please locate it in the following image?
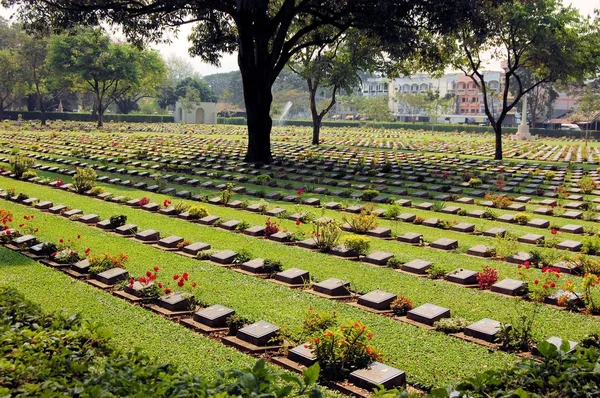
[174,101,217,124]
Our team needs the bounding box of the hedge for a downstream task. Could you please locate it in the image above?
[1,111,174,123]
[217,116,247,125]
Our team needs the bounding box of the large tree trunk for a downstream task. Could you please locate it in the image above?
[37,89,46,127]
[494,125,503,160]
[308,80,321,145]
[97,100,104,128]
[238,40,274,164]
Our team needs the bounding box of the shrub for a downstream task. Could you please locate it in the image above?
[188,205,209,219]
[263,259,283,276]
[173,201,190,213]
[109,215,127,228]
[390,296,414,316]
[413,216,424,225]
[432,201,446,212]
[138,197,150,206]
[88,252,128,275]
[362,189,380,200]
[476,266,499,290]
[226,315,250,335]
[579,176,596,194]
[22,170,37,179]
[383,204,402,219]
[72,167,97,193]
[235,220,250,231]
[433,317,470,334]
[220,183,234,205]
[484,193,513,209]
[582,235,600,255]
[468,177,482,187]
[343,208,379,233]
[255,175,271,185]
[233,249,252,264]
[386,257,402,269]
[426,264,447,279]
[9,153,35,178]
[343,235,371,259]
[514,212,531,225]
[264,218,280,236]
[89,186,105,195]
[308,320,381,382]
[494,234,519,260]
[482,208,498,220]
[311,219,342,252]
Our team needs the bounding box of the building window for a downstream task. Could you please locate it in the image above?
[462,97,466,102]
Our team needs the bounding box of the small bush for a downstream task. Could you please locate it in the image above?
[343,235,371,259]
[362,189,380,200]
[426,264,447,279]
[188,205,208,219]
[386,257,402,269]
[433,317,470,334]
[10,153,35,178]
[72,167,97,193]
[514,212,531,225]
[476,266,499,290]
[390,296,414,316]
[22,170,37,179]
[109,215,127,227]
[312,219,342,252]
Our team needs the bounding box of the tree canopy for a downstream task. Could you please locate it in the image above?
[442,0,600,159]
[3,0,489,163]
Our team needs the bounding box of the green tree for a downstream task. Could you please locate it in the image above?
[290,31,382,144]
[113,49,166,114]
[395,92,428,117]
[5,0,486,164]
[158,77,217,109]
[47,28,141,127]
[179,87,202,113]
[0,49,26,117]
[18,34,74,125]
[445,0,599,159]
[360,96,393,123]
[577,86,600,146]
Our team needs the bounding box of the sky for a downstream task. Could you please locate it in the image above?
[1,0,598,77]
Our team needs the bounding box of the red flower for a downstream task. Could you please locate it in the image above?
[295,220,301,226]
[84,248,91,255]
[297,189,304,195]
[19,224,23,227]
[550,282,556,288]
[34,228,39,233]
[523,261,530,267]
[518,264,522,269]
[177,279,184,287]
[551,229,557,234]
[173,274,180,280]
[59,238,64,243]
[146,271,152,277]
[158,282,163,288]
[164,288,171,294]
[182,272,189,281]
[153,266,160,272]
[191,281,197,287]
[368,332,374,340]
[534,279,539,284]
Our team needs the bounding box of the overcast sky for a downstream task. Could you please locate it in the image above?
[1,0,598,77]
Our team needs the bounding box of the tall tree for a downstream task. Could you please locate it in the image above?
[290,31,381,144]
[19,34,74,125]
[359,96,393,123]
[113,50,166,114]
[0,49,26,117]
[445,0,598,159]
[576,86,600,146]
[4,0,484,164]
[47,28,141,127]
[395,92,428,117]
[157,77,217,109]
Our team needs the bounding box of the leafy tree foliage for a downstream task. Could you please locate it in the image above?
[443,0,600,159]
[290,31,382,144]
[3,0,486,163]
[48,28,142,127]
[157,77,217,109]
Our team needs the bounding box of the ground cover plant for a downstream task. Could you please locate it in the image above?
[4,122,600,393]
[0,286,323,397]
